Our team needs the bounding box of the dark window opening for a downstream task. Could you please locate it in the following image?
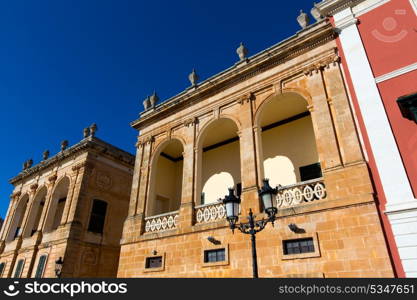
[13,259,24,278]
[87,200,107,234]
[299,163,322,181]
[236,183,242,198]
[13,227,21,239]
[201,192,205,205]
[34,255,47,278]
[0,263,5,276]
[204,248,226,263]
[283,238,315,255]
[145,256,162,269]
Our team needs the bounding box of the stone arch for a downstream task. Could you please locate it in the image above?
[195,117,241,205]
[6,193,29,242]
[147,138,185,216]
[149,135,186,169]
[43,176,70,232]
[22,186,47,238]
[254,88,312,128]
[196,114,241,150]
[255,90,321,187]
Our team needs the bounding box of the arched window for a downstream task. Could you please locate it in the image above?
[23,187,47,238]
[258,93,320,187]
[13,259,24,278]
[87,200,107,234]
[147,139,184,216]
[34,255,47,278]
[197,118,241,205]
[6,194,29,242]
[44,177,70,233]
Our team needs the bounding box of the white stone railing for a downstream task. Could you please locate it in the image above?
[276,178,326,208]
[195,202,226,224]
[144,211,179,233]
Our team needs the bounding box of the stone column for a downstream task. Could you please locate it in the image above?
[322,58,364,165]
[178,118,197,233]
[134,136,153,235]
[305,68,343,171]
[128,140,145,217]
[237,94,261,214]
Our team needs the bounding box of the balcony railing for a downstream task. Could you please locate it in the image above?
[276,178,326,208]
[195,202,226,224]
[144,211,179,233]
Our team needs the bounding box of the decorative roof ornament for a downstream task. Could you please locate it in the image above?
[43,150,50,161]
[143,96,151,111]
[236,42,248,61]
[297,9,310,29]
[26,159,33,169]
[90,123,97,137]
[23,161,28,170]
[149,91,159,108]
[83,127,90,138]
[61,140,69,152]
[311,3,323,21]
[188,69,199,87]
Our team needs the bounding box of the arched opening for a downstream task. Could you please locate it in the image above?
[197,118,241,205]
[147,139,184,216]
[258,92,321,187]
[6,194,29,242]
[23,187,47,238]
[44,177,70,232]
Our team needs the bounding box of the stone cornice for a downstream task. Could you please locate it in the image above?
[131,20,335,131]
[315,0,365,16]
[9,137,135,185]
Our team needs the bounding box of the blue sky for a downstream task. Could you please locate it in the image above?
[0,0,315,218]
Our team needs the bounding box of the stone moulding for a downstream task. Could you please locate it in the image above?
[9,137,135,185]
[131,20,335,131]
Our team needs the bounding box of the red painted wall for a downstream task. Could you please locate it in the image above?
[356,0,417,196]
[377,72,417,196]
[356,0,417,76]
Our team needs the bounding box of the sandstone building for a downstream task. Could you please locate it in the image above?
[118,18,395,277]
[0,127,134,278]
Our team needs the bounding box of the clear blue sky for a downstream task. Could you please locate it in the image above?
[0,0,315,218]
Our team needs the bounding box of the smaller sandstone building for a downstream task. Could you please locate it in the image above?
[0,127,134,278]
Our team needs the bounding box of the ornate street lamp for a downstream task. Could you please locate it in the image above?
[55,257,64,278]
[222,179,278,278]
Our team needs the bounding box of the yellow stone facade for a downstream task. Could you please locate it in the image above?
[0,136,134,278]
[118,20,395,278]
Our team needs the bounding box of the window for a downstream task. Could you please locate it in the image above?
[34,255,47,278]
[87,200,107,234]
[299,163,322,181]
[13,259,24,278]
[236,183,242,197]
[13,227,21,239]
[283,238,315,255]
[0,262,5,277]
[145,256,162,269]
[204,248,226,263]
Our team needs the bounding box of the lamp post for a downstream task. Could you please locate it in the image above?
[222,178,278,278]
[55,257,64,278]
